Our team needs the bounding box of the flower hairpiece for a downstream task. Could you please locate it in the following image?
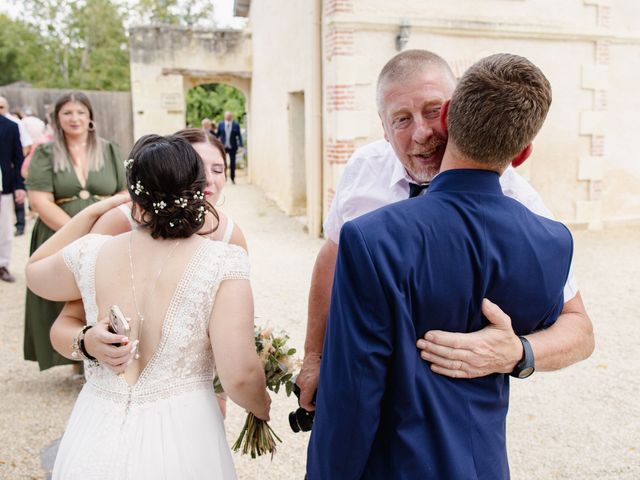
[196,205,206,222]
[174,197,188,208]
[134,180,146,196]
[123,158,134,169]
[193,191,204,201]
[153,200,167,214]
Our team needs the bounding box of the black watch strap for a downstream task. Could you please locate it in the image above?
[510,336,535,379]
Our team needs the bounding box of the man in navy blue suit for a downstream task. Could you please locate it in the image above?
[307,54,574,479]
[0,114,25,282]
[217,111,243,184]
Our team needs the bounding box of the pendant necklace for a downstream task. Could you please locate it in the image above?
[128,231,181,360]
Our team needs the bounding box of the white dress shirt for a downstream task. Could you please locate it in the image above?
[324,139,578,301]
[4,113,33,148]
[224,122,231,148]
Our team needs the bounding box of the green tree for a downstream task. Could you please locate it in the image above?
[3,0,214,91]
[11,0,130,90]
[0,14,57,86]
[186,83,246,128]
[69,0,130,90]
[133,0,215,27]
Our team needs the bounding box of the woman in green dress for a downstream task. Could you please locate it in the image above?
[24,91,126,371]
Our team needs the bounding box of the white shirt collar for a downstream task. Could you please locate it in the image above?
[388,155,412,189]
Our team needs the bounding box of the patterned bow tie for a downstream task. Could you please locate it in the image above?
[409,182,430,198]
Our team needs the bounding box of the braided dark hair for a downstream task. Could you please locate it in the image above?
[126,134,218,239]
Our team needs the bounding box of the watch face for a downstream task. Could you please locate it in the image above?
[518,367,535,379]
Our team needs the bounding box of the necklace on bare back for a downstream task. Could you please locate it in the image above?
[128,230,181,360]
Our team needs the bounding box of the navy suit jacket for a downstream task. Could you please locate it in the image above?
[307,169,573,480]
[0,115,25,193]
[216,120,243,152]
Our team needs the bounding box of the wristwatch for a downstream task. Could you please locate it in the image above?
[510,336,535,379]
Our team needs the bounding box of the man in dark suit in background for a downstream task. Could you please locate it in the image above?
[307,53,574,479]
[0,114,25,282]
[217,111,243,184]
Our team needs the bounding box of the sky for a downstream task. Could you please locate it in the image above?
[0,0,241,28]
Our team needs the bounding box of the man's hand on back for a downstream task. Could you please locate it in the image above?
[417,298,523,378]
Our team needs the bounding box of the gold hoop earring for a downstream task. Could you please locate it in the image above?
[216,194,226,207]
[88,120,96,132]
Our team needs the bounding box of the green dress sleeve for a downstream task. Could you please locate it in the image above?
[107,141,126,191]
[25,143,54,192]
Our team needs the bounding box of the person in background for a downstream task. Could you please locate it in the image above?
[0,97,33,157]
[216,111,243,184]
[0,114,25,282]
[21,110,54,180]
[201,117,217,141]
[0,96,32,236]
[23,91,126,373]
[21,107,46,143]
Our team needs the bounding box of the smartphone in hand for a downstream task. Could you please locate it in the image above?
[109,305,131,346]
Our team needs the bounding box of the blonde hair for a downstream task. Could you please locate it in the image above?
[51,92,104,173]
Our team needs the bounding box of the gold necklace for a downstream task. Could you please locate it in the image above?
[128,231,181,360]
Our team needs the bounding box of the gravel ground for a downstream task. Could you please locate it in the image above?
[0,179,638,479]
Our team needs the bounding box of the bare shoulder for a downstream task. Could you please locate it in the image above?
[92,203,133,235]
[229,222,248,252]
[207,211,229,242]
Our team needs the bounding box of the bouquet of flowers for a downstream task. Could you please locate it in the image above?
[214,325,298,458]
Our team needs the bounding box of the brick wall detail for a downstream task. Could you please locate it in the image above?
[577,1,612,227]
[325,0,354,17]
[326,84,356,112]
[325,29,354,61]
[327,139,355,165]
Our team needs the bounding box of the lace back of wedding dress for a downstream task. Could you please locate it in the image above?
[62,234,250,402]
[55,234,248,480]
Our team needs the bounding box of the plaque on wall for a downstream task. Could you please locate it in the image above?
[161,93,183,112]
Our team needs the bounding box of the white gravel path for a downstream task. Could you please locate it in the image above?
[0,179,638,479]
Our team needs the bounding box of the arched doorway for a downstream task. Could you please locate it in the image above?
[186,81,249,180]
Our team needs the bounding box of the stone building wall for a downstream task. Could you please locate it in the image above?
[247,0,323,230]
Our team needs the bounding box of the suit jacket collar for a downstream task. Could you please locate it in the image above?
[429,169,503,195]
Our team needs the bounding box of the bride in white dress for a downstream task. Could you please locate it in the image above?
[26,134,271,479]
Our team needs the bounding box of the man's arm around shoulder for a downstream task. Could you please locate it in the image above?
[418,271,593,378]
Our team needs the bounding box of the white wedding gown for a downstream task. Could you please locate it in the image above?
[52,234,249,479]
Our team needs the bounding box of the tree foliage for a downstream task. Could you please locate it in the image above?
[0,0,219,90]
[0,13,58,86]
[69,0,130,90]
[1,0,130,90]
[133,0,215,27]
[186,84,246,128]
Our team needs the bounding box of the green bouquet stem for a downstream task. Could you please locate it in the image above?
[216,325,297,459]
[231,412,283,459]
